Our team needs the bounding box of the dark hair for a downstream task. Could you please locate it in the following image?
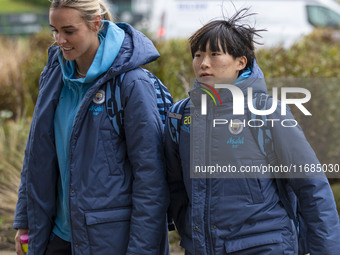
[189,8,264,70]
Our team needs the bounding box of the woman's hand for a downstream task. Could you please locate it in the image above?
[15,229,28,255]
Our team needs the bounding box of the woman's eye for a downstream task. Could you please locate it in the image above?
[65,31,74,35]
[194,53,201,58]
[212,52,221,56]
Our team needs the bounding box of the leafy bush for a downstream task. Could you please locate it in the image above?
[0,29,53,118]
[0,0,46,13]
[257,29,340,78]
[256,29,340,167]
[0,37,27,119]
[0,118,29,214]
[13,0,50,8]
[21,28,54,115]
[144,38,195,101]
[0,118,30,249]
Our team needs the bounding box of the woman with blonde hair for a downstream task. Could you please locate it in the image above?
[14,0,170,254]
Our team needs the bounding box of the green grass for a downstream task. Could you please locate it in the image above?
[0,0,47,13]
[0,217,6,226]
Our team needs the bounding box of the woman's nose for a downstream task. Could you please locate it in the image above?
[200,56,210,69]
[56,33,67,45]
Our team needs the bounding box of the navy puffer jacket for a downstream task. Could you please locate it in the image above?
[165,60,340,255]
[14,23,169,255]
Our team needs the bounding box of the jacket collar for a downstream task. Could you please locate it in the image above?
[189,59,267,107]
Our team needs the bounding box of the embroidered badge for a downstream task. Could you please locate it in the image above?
[89,105,104,116]
[228,119,244,135]
[227,136,244,149]
[93,90,105,104]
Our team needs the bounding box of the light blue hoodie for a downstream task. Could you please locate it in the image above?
[53,21,125,242]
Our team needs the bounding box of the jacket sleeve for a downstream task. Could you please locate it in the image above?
[164,107,189,237]
[270,102,340,254]
[121,73,169,255]
[13,137,30,229]
[13,49,57,231]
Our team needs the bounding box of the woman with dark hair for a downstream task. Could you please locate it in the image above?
[165,8,340,255]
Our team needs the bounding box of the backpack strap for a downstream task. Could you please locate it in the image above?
[167,97,190,145]
[166,97,190,231]
[247,93,299,228]
[106,74,125,137]
[248,93,277,164]
[106,69,173,137]
[142,68,173,126]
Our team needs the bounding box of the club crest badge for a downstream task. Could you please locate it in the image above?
[228,119,244,135]
[93,90,105,104]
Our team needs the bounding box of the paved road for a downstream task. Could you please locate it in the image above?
[0,251,15,255]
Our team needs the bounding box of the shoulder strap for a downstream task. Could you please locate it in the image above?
[106,74,125,137]
[247,93,299,228]
[142,68,173,126]
[248,93,277,164]
[167,97,190,145]
[166,97,189,232]
[106,69,173,137]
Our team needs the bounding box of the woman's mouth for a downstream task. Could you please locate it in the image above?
[62,47,73,52]
[200,73,213,77]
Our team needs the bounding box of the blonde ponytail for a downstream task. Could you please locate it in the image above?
[99,1,113,22]
[50,0,115,26]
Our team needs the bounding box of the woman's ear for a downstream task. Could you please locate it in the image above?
[237,56,247,71]
[92,14,102,32]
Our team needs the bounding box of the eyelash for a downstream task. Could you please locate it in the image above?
[194,52,220,58]
[51,30,74,35]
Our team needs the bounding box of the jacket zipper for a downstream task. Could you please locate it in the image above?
[67,84,99,253]
[205,102,214,255]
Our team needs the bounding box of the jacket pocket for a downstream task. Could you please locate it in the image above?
[100,129,121,176]
[225,231,283,254]
[246,178,265,204]
[85,207,131,255]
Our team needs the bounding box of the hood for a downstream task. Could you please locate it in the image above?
[109,23,160,76]
[190,59,267,105]
[235,59,267,95]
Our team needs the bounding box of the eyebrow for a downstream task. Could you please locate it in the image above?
[49,24,76,29]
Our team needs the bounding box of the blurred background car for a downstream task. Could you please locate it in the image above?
[109,0,340,48]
